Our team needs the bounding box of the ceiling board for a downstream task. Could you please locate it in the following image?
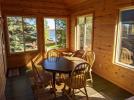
[64,0,88,6]
[4,0,89,10]
[5,0,89,5]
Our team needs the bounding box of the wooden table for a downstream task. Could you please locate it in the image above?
[42,57,86,92]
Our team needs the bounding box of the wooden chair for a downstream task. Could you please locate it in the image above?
[32,53,44,65]
[83,51,95,83]
[71,50,86,58]
[120,48,133,64]
[46,49,62,58]
[46,49,63,85]
[31,60,53,99]
[63,62,90,100]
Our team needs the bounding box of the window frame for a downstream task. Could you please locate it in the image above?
[75,14,93,51]
[44,17,69,51]
[6,16,39,54]
[114,6,134,68]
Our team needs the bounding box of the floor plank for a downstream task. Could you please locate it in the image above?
[5,67,133,100]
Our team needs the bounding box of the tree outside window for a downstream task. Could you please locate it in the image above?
[7,16,38,53]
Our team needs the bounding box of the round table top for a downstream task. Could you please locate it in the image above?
[42,57,86,74]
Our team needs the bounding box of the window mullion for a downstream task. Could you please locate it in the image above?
[22,17,26,52]
[77,19,80,50]
[84,17,86,50]
[55,19,57,45]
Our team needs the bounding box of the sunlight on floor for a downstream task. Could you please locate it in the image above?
[36,84,112,100]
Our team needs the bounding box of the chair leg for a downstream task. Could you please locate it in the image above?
[52,85,56,98]
[84,87,89,100]
[72,89,75,99]
[62,83,66,94]
[90,71,93,83]
[32,85,38,100]
[48,80,56,98]
[63,88,73,100]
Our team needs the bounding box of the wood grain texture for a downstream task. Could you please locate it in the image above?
[0,1,6,98]
[2,0,70,68]
[3,0,69,16]
[2,0,134,95]
[70,0,134,95]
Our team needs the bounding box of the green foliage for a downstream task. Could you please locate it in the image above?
[7,17,37,53]
[55,19,66,48]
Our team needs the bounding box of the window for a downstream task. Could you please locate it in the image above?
[7,16,38,53]
[44,18,67,50]
[115,7,134,67]
[76,15,93,51]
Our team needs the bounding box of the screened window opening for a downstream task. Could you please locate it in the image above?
[7,16,38,53]
[44,18,67,51]
[76,15,93,51]
[115,8,134,67]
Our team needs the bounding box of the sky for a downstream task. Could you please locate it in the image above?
[45,18,55,30]
[24,18,36,25]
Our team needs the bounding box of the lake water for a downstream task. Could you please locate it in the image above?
[49,29,56,42]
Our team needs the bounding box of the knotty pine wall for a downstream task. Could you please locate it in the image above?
[70,0,134,94]
[3,0,69,68]
[2,0,134,95]
[0,0,6,99]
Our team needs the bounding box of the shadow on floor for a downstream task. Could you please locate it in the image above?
[5,67,133,100]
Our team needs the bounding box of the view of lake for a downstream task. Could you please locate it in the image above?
[49,29,56,42]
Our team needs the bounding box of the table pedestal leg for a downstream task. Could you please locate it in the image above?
[52,72,56,97]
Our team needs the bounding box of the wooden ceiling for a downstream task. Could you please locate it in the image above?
[41,0,90,9]
[4,0,89,8]
[64,0,89,7]
[38,0,89,7]
[26,0,89,5]
[3,0,90,14]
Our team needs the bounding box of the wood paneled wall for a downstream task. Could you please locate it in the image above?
[0,0,6,99]
[3,0,69,16]
[2,0,134,95]
[70,0,134,94]
[3,0,69,68]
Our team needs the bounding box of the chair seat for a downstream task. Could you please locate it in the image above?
[64,75,86,89]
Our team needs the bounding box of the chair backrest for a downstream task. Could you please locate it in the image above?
[120,48,133,64]
[31,60,43,83]
[32,53,43,64]
[46,49,61,58]
[70,62,90,88]
[84,51,95,69]
[72,50,86,58]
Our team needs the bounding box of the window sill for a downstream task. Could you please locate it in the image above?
[8,50,39,55]
[113,61,134,71]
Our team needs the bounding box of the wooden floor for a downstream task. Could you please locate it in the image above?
[5,67,133,100]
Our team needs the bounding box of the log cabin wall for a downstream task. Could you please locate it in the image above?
[2,0,69,68]
[70,0,134,94]
[0,0,6,99]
